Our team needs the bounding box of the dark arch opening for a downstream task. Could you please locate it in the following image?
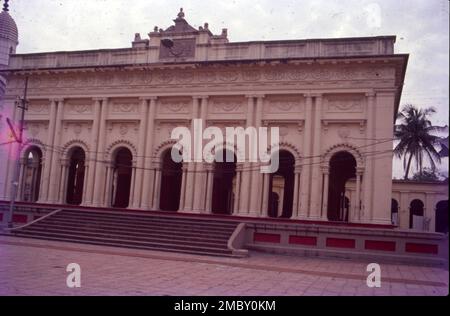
[435,200,448,233]
[211,149,237,215]
[21,146,43,202]
[268,150,295,218]
[327,151,356,221]
[409,199,424,229]
[391,199,399,225]
[159,148,183,211]
[112,147,133,208]
[66,147,86,205]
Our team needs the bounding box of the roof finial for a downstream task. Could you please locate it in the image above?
[3,0,9,12]
[177,7,185,19]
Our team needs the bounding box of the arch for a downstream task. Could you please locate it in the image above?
[111,147,133,208]
[62,139,90,158]
[267,141,302,161]
[211,148,237,215]
[21,139,46,160]
[323,143,364,168]
[267,150,296,218]
[327,150,357,221]
[159,147,183,211]
[153,139,179,162]
[66,146,86,205]
[391,199,399,226]
[435,200,448,233]
[106,140,137,160]
[409,199,424,229]
[20,145,43,202]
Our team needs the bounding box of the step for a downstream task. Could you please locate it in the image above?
[20,226,229,248]
[14,230,231,253]
[11,234,238,258]
[56,210,238,229]
[30,221,231,241]
[40,216,235,236]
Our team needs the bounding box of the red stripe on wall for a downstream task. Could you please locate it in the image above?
[289,235,317,246]
[405,243,438,254]
[254,233,281,243]
[365,240,396,252]
[13,214,28,223]
[326,237,356,249]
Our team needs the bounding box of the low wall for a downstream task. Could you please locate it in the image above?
[244,222,449,267]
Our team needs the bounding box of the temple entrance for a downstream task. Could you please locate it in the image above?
[112,148,133,208]
[268,150,295,218]
[21,147,43,202]
[66,147,86,205]
[391,199,399,226]
[159,148,182,211]
[409,199,424,229]
[211,150,236,215]
[327,151,356,221]
[435,200,448,233]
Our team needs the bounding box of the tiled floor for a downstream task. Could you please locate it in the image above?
[0,235,447,296]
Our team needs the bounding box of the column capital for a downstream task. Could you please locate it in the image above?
[60,158,70,167]
[356,166,365,175]
[92,97,105,102]
[365,91,376,98]
[49,97,64,103]
[321,166,330,174]
[192,95,203,100]
[311,93,323,98]
[303,93,313,98]
[245,94,257,99]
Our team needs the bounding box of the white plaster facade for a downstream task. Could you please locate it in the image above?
[0,9,410,225]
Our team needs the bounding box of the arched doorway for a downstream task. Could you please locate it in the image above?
[435,200,448,233]
[111,147,133,208]
[409,199,424,229]
[391,199,399,226]
[211,149,237,215]
[66,147,86,205]
[268,150,295,218]
[21,147,43,202]
[327,151,356,221]
[159,148,183,211]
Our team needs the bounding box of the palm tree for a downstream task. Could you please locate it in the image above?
[394,104,444,180]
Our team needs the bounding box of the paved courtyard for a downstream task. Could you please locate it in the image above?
[0,235,447,296]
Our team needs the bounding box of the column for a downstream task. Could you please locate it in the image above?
[204,164,214,213]
[92,98,108,206]
[291,164,301,217]
[131,98,149,208]
[309,94,323,219]
[297,94,313,219]
[361,92,375,222]
[17,158,26,201]
[39,99,58,202]
[81,163,89,205]
[261,172,270,217]
[193,96,208,212]
[178,163,188,211]
[141,97,157,209]
[183,96,200,212]
[238,95,255,215]
[103,163,113,207]
[152,162,162,210]
[249,95,264,216]
[354,168,363,222]
[48,99,64,203]
[58,159,69,204]
[128,160,137,208]
[232,165,242,215]
[321,167,329,220]
[84,98,102,205]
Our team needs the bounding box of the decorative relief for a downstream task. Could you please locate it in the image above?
[73,124,83,135]
[212,101,243,113]
[69,104,92,114]
[337,125,351,140]
[160,101,189,113]
[326,98,363,112]
[112,103,138,113]
[28,103,48,114]
[17,64,396,93]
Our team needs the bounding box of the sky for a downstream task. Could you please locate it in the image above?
[6,0,450,178]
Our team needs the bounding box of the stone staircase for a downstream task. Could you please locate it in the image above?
[10,209,243,257]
